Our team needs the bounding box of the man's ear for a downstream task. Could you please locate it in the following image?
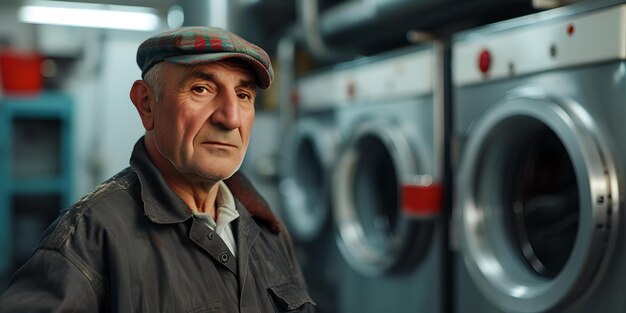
[130,80,155,130]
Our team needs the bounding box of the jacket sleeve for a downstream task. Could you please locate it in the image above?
[0,248,101,313]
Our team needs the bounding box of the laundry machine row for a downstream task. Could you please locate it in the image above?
[280,1,626,312]
[452,1,626,312]
[279,44,446,313]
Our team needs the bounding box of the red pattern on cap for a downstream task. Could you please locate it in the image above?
[194,34,206,51]
[210,38,222,50]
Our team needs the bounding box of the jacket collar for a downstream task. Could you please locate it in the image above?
[130,137,193,224]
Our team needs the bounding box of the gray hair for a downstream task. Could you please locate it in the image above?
[143,62,164,102]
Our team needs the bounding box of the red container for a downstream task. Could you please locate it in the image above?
[0,50,43,94]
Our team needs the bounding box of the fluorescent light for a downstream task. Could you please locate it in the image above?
[19,0,160,31]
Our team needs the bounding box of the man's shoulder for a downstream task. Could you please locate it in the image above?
[40,167,142,249]
[73,167,140,212]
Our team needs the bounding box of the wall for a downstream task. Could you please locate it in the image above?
[65,29,151,200]
[0,3,165,200]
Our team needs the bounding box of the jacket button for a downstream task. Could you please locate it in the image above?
[220,253,229,263]
[208,232,215,240]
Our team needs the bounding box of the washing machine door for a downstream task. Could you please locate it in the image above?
[456,88,620,313]
[280,118,339,242]
[333,118,435,276]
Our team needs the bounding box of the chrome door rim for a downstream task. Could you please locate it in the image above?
[333,119,433,276]
[456,88,620,312]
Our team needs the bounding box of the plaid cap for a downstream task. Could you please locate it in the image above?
[137,26,273,89]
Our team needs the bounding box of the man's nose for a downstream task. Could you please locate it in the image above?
[210,90,242,129]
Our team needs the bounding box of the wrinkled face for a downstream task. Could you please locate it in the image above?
[148,60,256,182]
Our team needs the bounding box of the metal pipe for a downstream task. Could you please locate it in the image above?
[319,0,427,39]
[295,0,359,63]
[296,0,434,62]
[277,26,300,141]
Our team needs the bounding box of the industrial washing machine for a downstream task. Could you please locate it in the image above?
[332,44,445,313]
[278,69,345,312]
[452,1,626,312]
[279,70,343,242]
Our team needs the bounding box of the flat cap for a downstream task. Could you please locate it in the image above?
[137,26,273,89]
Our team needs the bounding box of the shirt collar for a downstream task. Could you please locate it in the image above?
[215,181,240,228]
[194,181,240,232]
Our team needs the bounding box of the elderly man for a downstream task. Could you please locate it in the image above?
[0,27,315,312]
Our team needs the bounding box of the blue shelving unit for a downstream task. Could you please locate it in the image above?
[0,91,73,283]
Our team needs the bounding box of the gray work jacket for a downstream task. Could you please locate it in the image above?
[0,138,315,312]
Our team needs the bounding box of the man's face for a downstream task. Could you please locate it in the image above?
[149,60,257,182]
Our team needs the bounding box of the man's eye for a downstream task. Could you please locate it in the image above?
[238,93,252,101]
[192,86,209,93]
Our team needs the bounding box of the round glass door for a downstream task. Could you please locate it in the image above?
[333,120,434,276]
[280,119,339,242]
[456,90,620,313]
[505,126,578,279]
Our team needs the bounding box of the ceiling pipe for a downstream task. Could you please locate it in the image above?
[295,0,361,63]
[318,0,380,36]
[296,0,439,62]
[319,0,437,36]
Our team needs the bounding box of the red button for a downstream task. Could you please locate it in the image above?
[478,49,491,74]
[290,89,300,111]
[567,23,575,36]
[346,81,355,99]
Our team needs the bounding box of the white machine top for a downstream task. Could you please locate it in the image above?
[453,3,626,86]
[296,46,435,110]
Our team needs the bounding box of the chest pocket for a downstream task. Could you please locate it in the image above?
[268,282,316,312]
